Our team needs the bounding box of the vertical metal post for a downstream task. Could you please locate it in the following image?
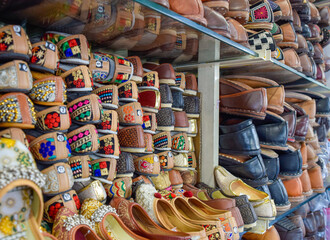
[197,36,220,187]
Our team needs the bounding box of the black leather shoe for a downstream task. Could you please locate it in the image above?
[268,178,291,211]
[171,88,184,111]
[261,148,280,182]
[219,153,268,187]
[219,118,261,155]
[301,23,312,38]
[255,184,272,198]
[277,146,303,178]
[275,217,304,240]
[253,111,289,151]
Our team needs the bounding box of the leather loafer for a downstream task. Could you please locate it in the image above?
[282,177,305,202]
[307,164,325,193]
[268,178,291,211]
[293,9,302,32]
[283,48,303,71]
[242,225,280,240]
[219,118,260,155]
[277,22,299,49]
[226,18,250,48]
[280,103,296,142]
[309,2,320,24]
[261,148,280,182]
[220,78,267,119]
[318,6,330,28]
[293,91,330,117]
[277,145,303,178]
[219,153,268,187]
[300,169,313,196]
[291,104,309,141]
[202,0,229,15]
[288,214,306,237]
[225,0,249,24]
[275,217,304,240]
[297,33,309,54]
[204,6,231,38]
[275,0,293,21]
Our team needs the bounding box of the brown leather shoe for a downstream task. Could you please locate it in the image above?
[299,53,313,76]
[282,177,305,202]
[277,22,299,49]
[118,126,146,153]
[318,6,330,28]
[242,225,280,240]
[307,165,325,193]
[143,63,176,85]
[225,0,249,24]
[309,2,320,24]
[313,43,324,64]
[169,169,184,188]
[293,9,302,32]
[226,17,250,48]
[220,78,267,119]
[306,24,322,42]
[283,48,302,71]
[275,0,293,21]
[301,142,308,169]
[169,0,207,26]
[224,75,285,114]
[297,33,308,54]
[288,215,306,237]
[300,169,313,196]
[202,0,229,15]
[204,6,231,38]
[110,197,192,239]
[151,0,169,8]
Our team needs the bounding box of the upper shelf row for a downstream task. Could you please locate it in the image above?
[0,0,328,90]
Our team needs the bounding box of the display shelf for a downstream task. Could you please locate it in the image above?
[314,0,330,7]
[270,183,330,226]
[173,55,330,90]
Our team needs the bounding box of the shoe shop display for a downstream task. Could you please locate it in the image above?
[0,1,329,239]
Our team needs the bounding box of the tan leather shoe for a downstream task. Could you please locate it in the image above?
[299,53,313,77]
[226,17,250,48]
[318,6,330,28]
[225,0,249,24]
[301,142,308,169]
[297,34,308,54]
[275,0,293,21]
[306,24,322,42]
[282,177,304,202]
[204,6,231,38]
[169,0,207,26]
[277,23,298,49]
[309,2,320,24]
[308,165,325,193]
[300,168,313,196]
[242,225,280,240]
[293,9,302,33]
[202,0,229,15]
[283,48,302,71]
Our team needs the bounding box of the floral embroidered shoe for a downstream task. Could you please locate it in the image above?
[44,190,81,224]
[92,85,119,109]
[244,0,275,30]
[157,151,175,171]
[67,124,100,155]
[0,92,36,129]
[68,155,92,182]
[35,105,71,132]
[67,94,103,125]
[117,102,143,126]
[61,65,93,92]
[172,133,189,153]
[29,41,59,74]
[138,71,160,90]
[89,53,133,86]
[118,126,146,153]
[117,152,135,177]
[138,89,161,113]
[80,198,147,240]
[133,154,160,176]
[57,34,90,65]
[90,157,117,184]
[0,60,33,93]
[104,177,133,199]
[0,25,32,62]
[0,138,45,240]
[118,81,139,102]
[29,76,67,106]
[28,131,72,165]
[41,162,74,196]
[95,110,118,134]
[52,207,100,240]
[95,134,120,159]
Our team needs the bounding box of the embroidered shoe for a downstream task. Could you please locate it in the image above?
[156,108,175,131]
[104,177,133,199]
[57,34,90,65]
[127,56,143,83]
[138,89,161,113]
[67,94,103,125]
[35,105,71,132]
[144,133,154,153]
[95,134,120,159]
[142,112,157,134]
[117,152,135,177]
[61,65,94,92]
[138,71,160,90]
[248,30,277,53]
[157,151,175,171]
[143,63,176,85]
[76,180,107,204]
[172,133,189,153]
[0,25,32,62]
[118,81,139,102]
[117,102,143,126]
[153,131,172,150]
[92,85,119,109]
[133,154,160,176]
[90,157,117,184]
[0,127,29,147]
[29,41,59,74]
[29,76,67,106]
[171,72,186,92]
[68,155,92,182]
[188,119,198,137]
[118,126,146,153]
[244,0,275,30]
[0,92,36,129]
[0,60,33,93]
[95,110,118,134]
[151,171,172,190]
